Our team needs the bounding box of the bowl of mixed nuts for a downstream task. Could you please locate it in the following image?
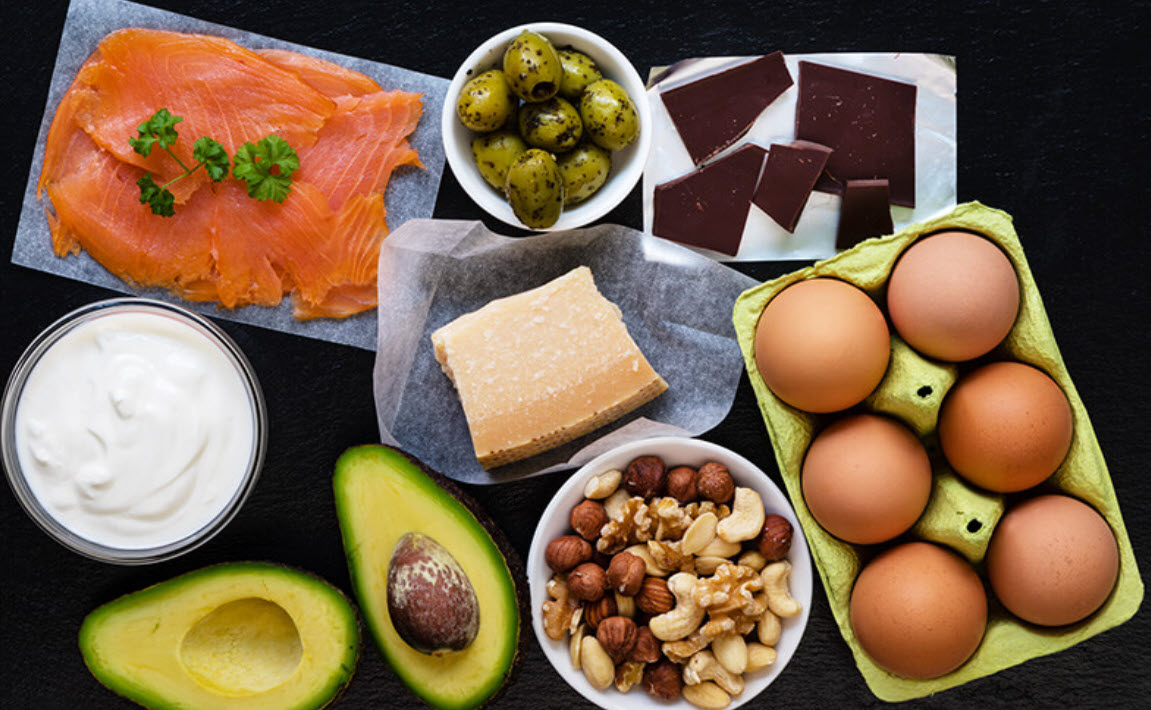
[528,437,812,710]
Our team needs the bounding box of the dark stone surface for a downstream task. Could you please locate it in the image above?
[2,0,1149,708]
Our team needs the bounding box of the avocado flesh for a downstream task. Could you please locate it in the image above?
[79,562,359,710]
[333,445,521,710]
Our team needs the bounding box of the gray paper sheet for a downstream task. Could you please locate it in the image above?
[373,219,758,485]
[12,0,448,350]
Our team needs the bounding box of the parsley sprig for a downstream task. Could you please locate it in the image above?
[129,109,298,217]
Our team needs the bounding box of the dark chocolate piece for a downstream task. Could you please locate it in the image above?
[796,61,917,207]
[836,179,894,250]
[661,53,793,166]
[652,144,768,256]
[752,140,833,232]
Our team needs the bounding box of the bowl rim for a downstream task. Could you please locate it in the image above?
[527,436,812,710]
[441,21,653,232]
[0,297,268,565]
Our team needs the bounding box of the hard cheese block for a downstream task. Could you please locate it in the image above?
[432,266,668,469]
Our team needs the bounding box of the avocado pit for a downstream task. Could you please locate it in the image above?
[388,532,480,655]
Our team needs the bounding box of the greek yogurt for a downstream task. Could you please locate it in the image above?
[12,308,258,551]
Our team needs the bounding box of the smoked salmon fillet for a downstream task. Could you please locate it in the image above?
[38,28,423,319]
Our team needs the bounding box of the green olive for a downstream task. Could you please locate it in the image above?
[579,79,640,151]
[502,31,563,103]
[472,130,528,191]
[557,142,612,205]
[557,49,603,101]
[518,97,583,153]
[505,148,564,229]
[457,69,517,132]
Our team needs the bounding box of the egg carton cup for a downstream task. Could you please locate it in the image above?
[732,201,1143,701]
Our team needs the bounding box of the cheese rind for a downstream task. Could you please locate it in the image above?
[432,267,668,469]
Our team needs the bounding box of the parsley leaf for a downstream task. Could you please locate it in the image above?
[128,109,182,158]
[137,174,175,217]
[192,137,230,182]
[233,135,299,203]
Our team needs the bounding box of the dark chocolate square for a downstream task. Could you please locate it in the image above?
[796,61,917,207]
[752,140,833,232]
[836,179,894,250]
[652,144,768,256]
[661,53,793,166]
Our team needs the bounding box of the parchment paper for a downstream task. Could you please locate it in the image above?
[11,0,448,350]
[643,53,957,262]
[373,219,758,485]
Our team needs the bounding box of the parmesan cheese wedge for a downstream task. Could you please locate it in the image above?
[432,266,668,469]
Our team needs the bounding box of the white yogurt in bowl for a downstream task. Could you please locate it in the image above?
[2,299,266,563]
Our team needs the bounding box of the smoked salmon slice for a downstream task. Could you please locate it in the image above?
[38,28,423,319]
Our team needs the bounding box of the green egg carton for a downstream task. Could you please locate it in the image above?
[732,202,1143,702]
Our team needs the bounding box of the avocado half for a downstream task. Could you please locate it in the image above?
[333,445,526,710]
[79,562,359,710]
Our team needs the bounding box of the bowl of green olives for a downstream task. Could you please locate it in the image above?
[442,23,652,231]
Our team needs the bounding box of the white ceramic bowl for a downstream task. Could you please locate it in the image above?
[441,22,653,232]
[528,437,812,710]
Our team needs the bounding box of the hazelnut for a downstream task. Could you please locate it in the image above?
[697,462,735,503]
[568,562,608,602]
[544,535,592,573]
[596,616,638,663]
[607,552,646,596]
[584,594,618,631]
[642,658,683,701]
[624,455,667,498]
[758,513,794,562]
[628,626,661,663]
[665,466,699,503]
[570,499,609,541]
[635,577,674,615]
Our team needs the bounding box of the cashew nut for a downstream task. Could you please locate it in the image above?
[682,681,732,709]
[681,512,718,555]
[584,469,622,499]
[684,649,744,696]
[745,642,778,673]
[649,573,705,641]
[757,609,782,646]
[570,623,587,669]
[761,560,801,618]
[711,633,748,674]
[696,536,741,559]
[602,488,632,520]
[625,543,669,577]
[737,549,768,572]
[716,487,765,543]
[580,636,615,690]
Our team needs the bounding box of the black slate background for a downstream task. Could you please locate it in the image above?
[2,1,1150,708]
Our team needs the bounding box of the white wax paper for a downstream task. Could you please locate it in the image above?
[643,53,957,261]
[11,0,448,350]
[373,219,758,485]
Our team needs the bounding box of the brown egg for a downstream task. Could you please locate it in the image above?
[802,414,932,544]
[754,278,890,413]
[939,361,1073,493]
[988,495,1119,626]
[850,542,987,679]
[887,231,1020,362]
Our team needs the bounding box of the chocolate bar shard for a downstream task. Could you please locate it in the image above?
[796,61,917,207]
[661,52,793,166]
[836,179,894,250]
[652,144,768,256]
[752,140,833,233]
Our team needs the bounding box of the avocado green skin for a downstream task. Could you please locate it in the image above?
[557,49,603,101]
[457,69,518,132]
[504,148,565,229]
[78,562,361,710]
[502,31,562,103]
[518,96,583,153]
[557,142,612,205]
[472,130,529,191]
[333,445,527,710]
[579,78,640,151]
